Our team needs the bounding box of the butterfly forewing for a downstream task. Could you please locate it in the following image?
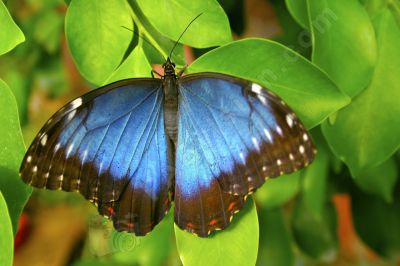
[20,79,173,236]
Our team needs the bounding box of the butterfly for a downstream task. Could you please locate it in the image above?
[19,54,316,237]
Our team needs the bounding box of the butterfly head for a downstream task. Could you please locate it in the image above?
[163,57,176,77]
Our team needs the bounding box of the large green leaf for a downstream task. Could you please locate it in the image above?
[105,44,152,84]
[0,192,13,266]
[0,79,32,234]
[257,207,294,266]
[255,172,300,209]
[309,0,377,97]
[354,157,398,203]
[136,0,231,48]
[175,197,258,266]
[322,9,400,176]
[188,38,350,129]
[352,183,400,259]
[65,0,133,85]
[0,1,25,55]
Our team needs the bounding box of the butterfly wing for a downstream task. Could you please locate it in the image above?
[174,73,316,236]
[175,108,245,236]
[20,79,173,235]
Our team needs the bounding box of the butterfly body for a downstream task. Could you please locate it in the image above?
[20,58,316,237]
[162,58,179,144]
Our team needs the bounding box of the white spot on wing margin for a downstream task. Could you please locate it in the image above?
[251,83,263,94]
[40,134,48,146]
[286,114,294,128]
[70,97,83,109]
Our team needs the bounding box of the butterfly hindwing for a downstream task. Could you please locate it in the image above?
[174,73,316,235]
[175,105,245,236]
[20,79,173,235]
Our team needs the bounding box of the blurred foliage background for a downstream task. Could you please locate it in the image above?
[0,0,400,265]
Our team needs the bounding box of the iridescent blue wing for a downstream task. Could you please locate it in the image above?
[174,73,316,236]
[175,106,245,237]
[20,79,172,236]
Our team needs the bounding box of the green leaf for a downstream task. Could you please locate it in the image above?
[354,157,398,203]
[388,0,400,28]
[361,0,400,24]
[322,9,400,176]
[136,0,231,48]
[301,141,330,216]
[65,0,133,85]
[0,191,13,266]
[175,197,258,266]
[308,0,377,97]
[33,9,64,53]
[0,1,25,55]
[352,183,400,258]
[105,45,152,84]
[361,0,388,16]
[292,200,338,261]
[291,142,338,261]
[285,0,309,29]
[256,207,294,266]
[255,172,300,209]
[0,61,31,125]
[271,0,312,57]
[127,0,185,66]
[188,38,350,129]
[0,79,32,234]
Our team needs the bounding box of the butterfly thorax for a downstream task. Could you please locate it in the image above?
[162,58,179,145]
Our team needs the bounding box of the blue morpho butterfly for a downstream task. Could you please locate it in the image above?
[20,18,316,237]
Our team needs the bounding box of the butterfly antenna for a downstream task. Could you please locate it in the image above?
[121,25,166,61]
[168,13,203,59]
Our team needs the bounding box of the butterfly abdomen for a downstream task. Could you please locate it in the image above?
[163,75,179,144]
